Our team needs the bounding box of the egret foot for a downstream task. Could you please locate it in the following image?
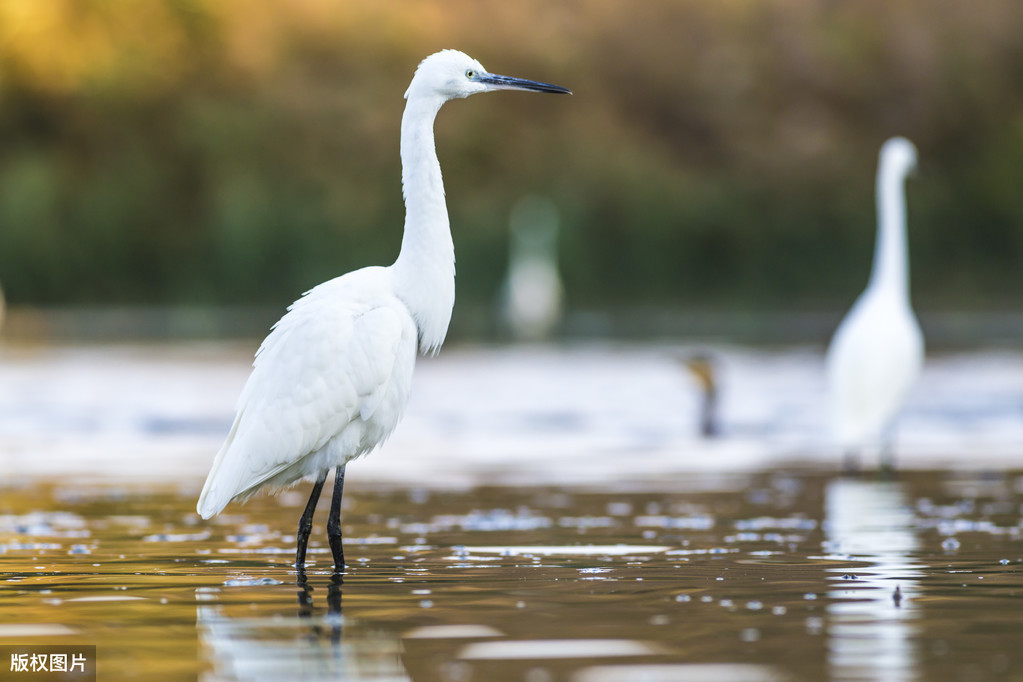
[327,464,347,572]
[296,470,328,569]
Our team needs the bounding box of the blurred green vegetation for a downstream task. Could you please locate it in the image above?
[0,0,1022,314]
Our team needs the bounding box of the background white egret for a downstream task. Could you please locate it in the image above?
[826,137,924,470]
[196,50,570,572]
[499,195,564,341]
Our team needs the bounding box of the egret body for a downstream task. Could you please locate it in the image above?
[196,51,570,571]
[826,137,923,469]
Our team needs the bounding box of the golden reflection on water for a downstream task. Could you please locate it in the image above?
[0,471,1021,681]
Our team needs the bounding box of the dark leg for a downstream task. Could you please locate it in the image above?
[879,426,897,478]
[327,464,347,572]
[295,470,328,569]
[842,449,861,474]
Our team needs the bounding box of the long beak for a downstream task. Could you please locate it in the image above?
[478,73,572,95]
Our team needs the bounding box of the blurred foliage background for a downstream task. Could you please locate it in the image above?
[0,0,1021,321]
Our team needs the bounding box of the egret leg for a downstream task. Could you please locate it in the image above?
[327,464,347,572]
[879,426,897,477]
[295,470,328,569]
[842,450,861,474]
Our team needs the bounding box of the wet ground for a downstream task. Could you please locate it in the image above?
[1,343,1023,681]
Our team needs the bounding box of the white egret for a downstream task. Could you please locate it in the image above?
[196,51,570,571]
[500,195,564,341]
[826,137,923,470]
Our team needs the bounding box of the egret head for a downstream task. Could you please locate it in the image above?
[405,50,571,102]
[881,137,918,176]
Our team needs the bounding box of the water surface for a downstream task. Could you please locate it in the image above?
[2,470,1021,681]
[3,344,1023,680]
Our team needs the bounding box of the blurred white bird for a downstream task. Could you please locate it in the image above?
[826,137,923,470]
[196,50,570,571]
[500,195,564,341]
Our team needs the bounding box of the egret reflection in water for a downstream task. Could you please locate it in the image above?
[824,477,923,682]
[197,575,411,682]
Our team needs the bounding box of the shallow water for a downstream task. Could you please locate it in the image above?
[3,343,1023,486]
[2,470,1022,681]
[3,343,1023,680]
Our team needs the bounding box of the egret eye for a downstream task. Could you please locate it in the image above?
[465,69,476,79]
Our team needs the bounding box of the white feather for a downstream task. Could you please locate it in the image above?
[827,293,924,449]
[197,268,417,518]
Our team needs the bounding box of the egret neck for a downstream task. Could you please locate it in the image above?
[867,153,911,300]
[392,94,456,355]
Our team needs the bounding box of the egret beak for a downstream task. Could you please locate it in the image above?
[478,73,572,95]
